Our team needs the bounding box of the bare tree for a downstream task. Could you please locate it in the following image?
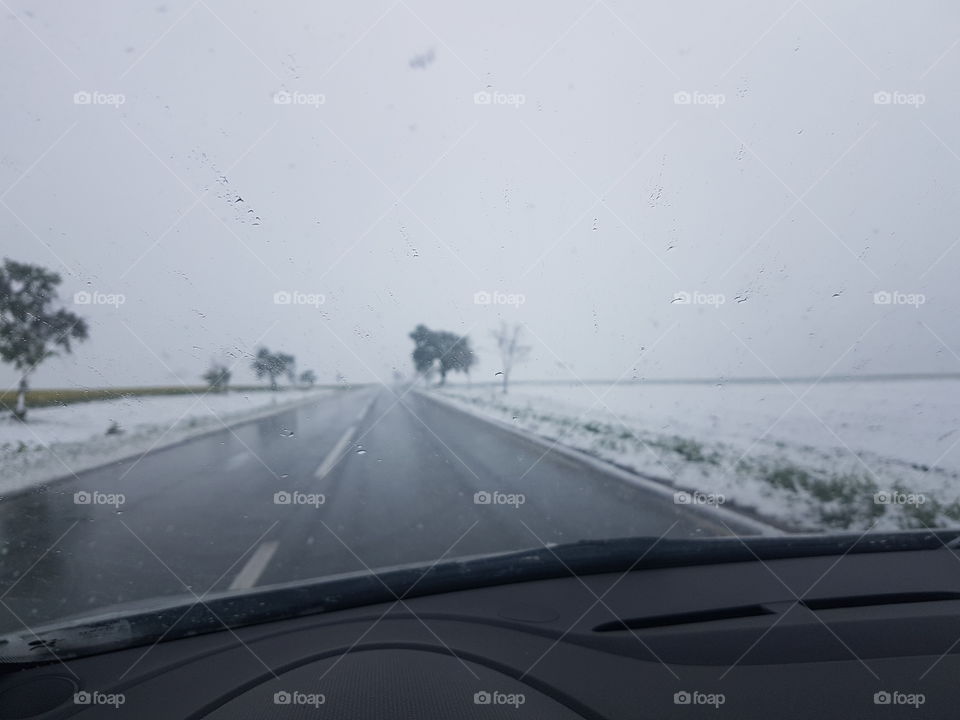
[491,322,530,394]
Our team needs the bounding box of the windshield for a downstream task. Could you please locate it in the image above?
[1,1,958,642]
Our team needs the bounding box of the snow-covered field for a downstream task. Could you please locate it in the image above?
[437,380,960,532]
[0,389,332,496]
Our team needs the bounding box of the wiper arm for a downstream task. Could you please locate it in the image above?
[1,530,956,666]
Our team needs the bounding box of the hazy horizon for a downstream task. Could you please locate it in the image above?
[4,0,959,391]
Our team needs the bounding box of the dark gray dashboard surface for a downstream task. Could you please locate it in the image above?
[2,544,959,719]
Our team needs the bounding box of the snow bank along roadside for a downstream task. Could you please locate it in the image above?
[0,389,336,496]
[433,382,960,532]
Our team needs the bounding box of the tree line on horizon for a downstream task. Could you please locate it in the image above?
[0,258,321,421]
[408,322,529,394]
[1,258,534,422]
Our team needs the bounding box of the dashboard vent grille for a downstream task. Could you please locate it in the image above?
[594,604,774,631]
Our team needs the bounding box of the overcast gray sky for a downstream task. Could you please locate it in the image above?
[3,0,960,388]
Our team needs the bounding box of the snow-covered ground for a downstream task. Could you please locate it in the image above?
[436,380,960,532]
[0,389,333,496]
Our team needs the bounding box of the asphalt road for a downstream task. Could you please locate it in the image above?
[0,386,760,634]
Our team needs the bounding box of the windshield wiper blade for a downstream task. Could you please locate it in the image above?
[1,529,956,666]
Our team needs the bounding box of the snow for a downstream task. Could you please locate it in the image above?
[437,380,960,532]
[0,389,333,496]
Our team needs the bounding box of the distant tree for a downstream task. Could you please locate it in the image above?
[409,324,437,376]
[299,369,317,386]
[408,325,476,385]
[491,321,530,394]
[0,259,89,420]
[437,331,476,384]
[251,347,295,390]
[202,362,231,393]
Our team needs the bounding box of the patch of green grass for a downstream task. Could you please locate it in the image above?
[670,436,708,463]
[942,501,960,522]
[900,499,940,528]
[764,466,811,492]
[758,464,886,529]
